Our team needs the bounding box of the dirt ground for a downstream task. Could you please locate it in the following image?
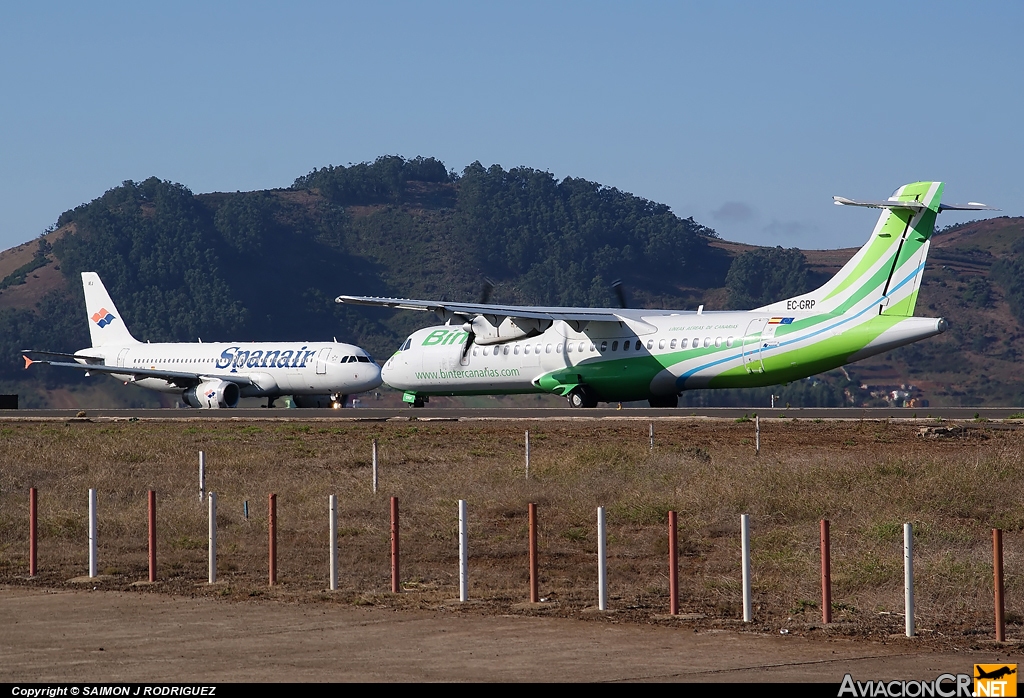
[2,416,1024,682]
[1,586,1018,683]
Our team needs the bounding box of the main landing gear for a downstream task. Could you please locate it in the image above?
[566,386,598,408]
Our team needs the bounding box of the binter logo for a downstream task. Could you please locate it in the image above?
[422,329,469,347]
[975,665,1017,697]
[91,308,116,328]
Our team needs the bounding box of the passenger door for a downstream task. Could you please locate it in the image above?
[742,318,767,374]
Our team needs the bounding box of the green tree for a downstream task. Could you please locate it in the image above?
[724,246,813,309]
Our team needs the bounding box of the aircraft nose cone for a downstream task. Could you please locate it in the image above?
[380,361,395,387]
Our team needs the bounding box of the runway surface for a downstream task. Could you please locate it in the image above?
[2,406,1021,420]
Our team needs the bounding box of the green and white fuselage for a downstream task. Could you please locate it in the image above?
[340,181,993,407]
[381,310,946,404]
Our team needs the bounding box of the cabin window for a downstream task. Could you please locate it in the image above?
[600,341,607,352]
[566,343,573,353]
[542,344,549,354]
[556,343,563,353]
[704,337,711,348]
[611,341,618,351]
[658,339,666,350]
[635,340,642,350]
[503,346,510,356]
[523,345,530,355]
[646,340,653,350]
[582,342,589,352]
[692,337,699,348]
[514,346,520,355]
[681,338,689,349]
[670,339,677,349]
[472,348,478,356]
[726,336,734,347]
[715,337,722,348]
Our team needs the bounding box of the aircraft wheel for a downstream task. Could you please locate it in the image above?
[567,386,597,408]
[412,396,425,408]
[648,394,679,408]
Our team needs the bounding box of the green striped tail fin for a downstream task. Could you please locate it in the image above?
[757,181,944,318]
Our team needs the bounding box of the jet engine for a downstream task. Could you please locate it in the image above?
[183,380,241,408]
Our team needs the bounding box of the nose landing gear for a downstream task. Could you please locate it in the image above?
[567,385,598,408]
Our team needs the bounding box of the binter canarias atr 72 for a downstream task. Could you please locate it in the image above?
[338,182,994,408]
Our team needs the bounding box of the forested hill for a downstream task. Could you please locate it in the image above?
[2,155,1022,408]
[0,156,737,406]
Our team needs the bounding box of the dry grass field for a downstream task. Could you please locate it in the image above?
[0,416,1022,651]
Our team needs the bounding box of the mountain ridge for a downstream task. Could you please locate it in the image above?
[1,158,1020,408]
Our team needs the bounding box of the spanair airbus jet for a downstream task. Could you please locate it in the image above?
[24,272,382,408]
[337,182,994,408]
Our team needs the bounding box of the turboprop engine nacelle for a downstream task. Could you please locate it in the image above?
[183,380,241,409]
[461,315,552,345]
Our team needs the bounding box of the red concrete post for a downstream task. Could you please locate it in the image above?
[994,528,1005,642]
[269,493,277,586]
[391,496,400,593]
[821,519,832,624]
[529,502,539,603]
[29,487,37,577]
[148,490,156,583]
[668,510,678,615]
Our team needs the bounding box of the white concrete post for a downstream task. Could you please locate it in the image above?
[208,492,217,584]
[88,488,97,578]
[372,439,378,494]
[329,495,338,591]
[904,523,914,637]
[755,416,760,455]
[458,499,468,602]
[597,506,608,611]
[199,451,205,503]
[525,430,530,479]
[741,513,752,622]
[649,423,654,451]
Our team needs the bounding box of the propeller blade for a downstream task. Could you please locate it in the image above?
[612,279,628,309]
[479,277,495,305]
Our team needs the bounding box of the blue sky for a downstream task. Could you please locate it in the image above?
[0,2,1019,251]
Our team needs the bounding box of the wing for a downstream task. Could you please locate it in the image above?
[23,356,254,389]
[336,295,675,332]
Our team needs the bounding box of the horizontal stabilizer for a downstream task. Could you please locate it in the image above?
[938,202,999,211]
[22,350,105,364]
[833,196,927,210]
[834,196,998,212]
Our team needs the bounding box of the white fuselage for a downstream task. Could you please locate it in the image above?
[382,311,945,401]
[80,341,382,398]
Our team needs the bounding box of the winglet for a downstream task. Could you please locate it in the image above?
[23,355,34,370]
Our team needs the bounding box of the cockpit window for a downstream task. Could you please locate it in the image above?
[400,338,412,351]
[357,355,371,363]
